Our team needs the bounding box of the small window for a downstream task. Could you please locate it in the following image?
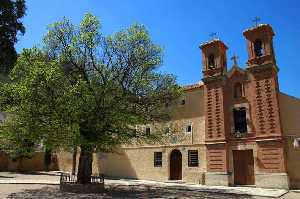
[208,54,215,69]
[188,150,199,167]
[254,39,264,57]
[186,125,192,133]
[181,99,186,105]
[233,107,247,133]
[132,128,137,137]
[154,152,162,167]
[145,127,151,135]
[234,83,243,99]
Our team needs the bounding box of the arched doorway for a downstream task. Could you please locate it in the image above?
[169,149,182,180]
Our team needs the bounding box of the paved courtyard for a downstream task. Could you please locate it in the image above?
[0,172,299,199]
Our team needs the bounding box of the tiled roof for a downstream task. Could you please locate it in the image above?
[199,39,221,48]
[183,81,204,91]
[243,24,273,34]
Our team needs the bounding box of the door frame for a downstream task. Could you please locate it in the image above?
[233,149,255,185]
[169,149,182,180]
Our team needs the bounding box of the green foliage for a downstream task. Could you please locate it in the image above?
[0,48,80,156]
[0,13,181,169]
[0,0,26,74]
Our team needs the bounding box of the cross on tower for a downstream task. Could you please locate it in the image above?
[231,54,239,66]
[252,16,261,27]
[209,32,217,39]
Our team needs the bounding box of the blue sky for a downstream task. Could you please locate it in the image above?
[16,0,300,98]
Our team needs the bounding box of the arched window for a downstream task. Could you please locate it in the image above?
[234,83,243,99]
[254,39,264,57]
[208,54,215,69]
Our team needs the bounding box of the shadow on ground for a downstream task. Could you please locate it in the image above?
[7,184,253,199]
[11,171,61,176]
[0,175,15,178]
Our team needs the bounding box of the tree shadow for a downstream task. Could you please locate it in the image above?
[7,185,254,199]
[11,171,61,176]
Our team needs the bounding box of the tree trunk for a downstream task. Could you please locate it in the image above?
[44,148,52,171]
[17,157,24,172]
[77,144,93,184]
[72,147,77,175]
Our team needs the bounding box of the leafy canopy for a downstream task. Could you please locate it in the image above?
[0,13,181,155]
[0,0,26,74]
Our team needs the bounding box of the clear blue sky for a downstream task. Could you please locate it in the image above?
[16,0,300,98]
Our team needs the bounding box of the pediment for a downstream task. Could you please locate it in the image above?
[227,66,246,79]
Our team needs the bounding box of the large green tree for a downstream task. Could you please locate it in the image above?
[0,14,181,184]
[0,0,26,75]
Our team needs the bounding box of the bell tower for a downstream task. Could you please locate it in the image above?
[244,24,287,182]
[243,24,276,66]
[201,39,230,186]
[201,39,228,78]
[244,24,282,138]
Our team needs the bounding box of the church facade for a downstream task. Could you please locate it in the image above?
[99,24,300,189]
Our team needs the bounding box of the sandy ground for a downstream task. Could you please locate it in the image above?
[0,172,299,198]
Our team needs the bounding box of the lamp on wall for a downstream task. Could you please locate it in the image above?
[293,138,300,149]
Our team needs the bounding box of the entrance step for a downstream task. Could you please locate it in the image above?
[165,180,185,184]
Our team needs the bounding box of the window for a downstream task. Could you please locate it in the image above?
[208,54,215,69]
[145,127,151,135]
[254,39,264,57]
[186,124,192,133]
[233,107,247,133]
[181,99,186,105]
[154,152,162,167]
[234,83,243,99]
[188,150,199,167]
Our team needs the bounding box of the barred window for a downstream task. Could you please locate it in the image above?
[188,150,199,167]
[154,152,162,167]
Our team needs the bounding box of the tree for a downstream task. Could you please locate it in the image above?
[0,0,26,74]
[0,14,181,184]
[0,48,77,170]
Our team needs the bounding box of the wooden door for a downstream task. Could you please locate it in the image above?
[233,150,255,185]
[170,150,182,180]
[0,152,8,171]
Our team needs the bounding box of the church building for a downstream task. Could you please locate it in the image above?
[99,24,300,189]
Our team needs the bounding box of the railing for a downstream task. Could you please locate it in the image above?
[60,172,104,184]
